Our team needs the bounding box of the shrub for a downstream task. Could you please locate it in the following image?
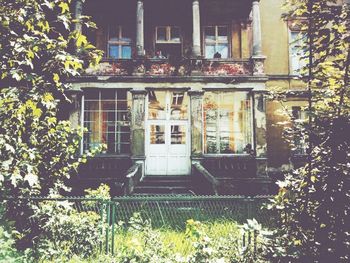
[30,200,102,261]
[0,226,23,263]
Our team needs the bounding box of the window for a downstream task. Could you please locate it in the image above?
[83,89,131,154]
[156,26,181,43]
[290,31,306,74]
[108,26,132,59]
[204,26,229,59]
[291,106,307,155]
[203,92,252,154]
[155,26,182,58]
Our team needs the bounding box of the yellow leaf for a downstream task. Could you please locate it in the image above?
[76,34,87,47]
[311,176,316,183]
[53,73,60,83]
[59,2,69,14]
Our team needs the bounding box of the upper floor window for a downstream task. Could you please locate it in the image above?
[204,26,229,59]
[289,31,306,74]
[108,26,132,59]
[155,26,182,58]
[83,89,131,155]
[203,92,252,154]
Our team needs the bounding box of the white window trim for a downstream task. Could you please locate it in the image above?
[107,25,132,59]
[203,25,231,59]
[82,90,131,155]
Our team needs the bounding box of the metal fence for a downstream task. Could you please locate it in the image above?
[3,195,274,255]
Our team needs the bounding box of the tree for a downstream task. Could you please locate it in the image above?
[0,0,101,196]
[0,0,101,249]
[268,0,350,262]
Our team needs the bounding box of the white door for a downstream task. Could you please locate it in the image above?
[146,91,190,176]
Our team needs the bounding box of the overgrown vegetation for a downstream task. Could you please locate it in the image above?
[268,0,350,262]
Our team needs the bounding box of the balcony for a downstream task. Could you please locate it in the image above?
[85,58,252,77]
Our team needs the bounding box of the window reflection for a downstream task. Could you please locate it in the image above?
[203,92,252,154]
[148,91,167,119]
[170,92,188,120]
[171,125,186,144]
[150,125,165,144]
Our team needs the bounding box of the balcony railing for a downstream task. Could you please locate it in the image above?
[85,58,253,77]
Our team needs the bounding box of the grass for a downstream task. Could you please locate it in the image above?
[112,219,241,256]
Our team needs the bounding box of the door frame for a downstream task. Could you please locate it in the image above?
[145,90,191,176]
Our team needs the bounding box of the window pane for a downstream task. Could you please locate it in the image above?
[170,27,180,42]
[171,125,186,144]
[170,92,188,120]
[122,46,132,59]
[109,26,119,39]
[203,92,252,154]
[150,125,165,144]
[205,44,215,58]
[148,91,167,120]
[109,45,119,59]
[83,90,131,155]
[217,26,228,42]
[157,27,167,41]
[205,27,215,41]
[216,44,228,58]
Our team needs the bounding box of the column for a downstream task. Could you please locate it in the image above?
[252,0,262,56]
[192,0,201,57]
[136,0,144,56]
[251,0,266,75]
[188,90,204,158]
[74,0,83,33]
[131,90,147,158]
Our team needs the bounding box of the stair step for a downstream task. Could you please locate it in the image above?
[143,176,190,181]
[134,186,192,194]
[140,180,190,187]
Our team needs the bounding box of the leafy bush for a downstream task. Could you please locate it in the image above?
[0,226,23,263]
[30,200,102,261]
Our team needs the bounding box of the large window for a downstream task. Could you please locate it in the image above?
[83,89,131,154]
[108,26,132,59]
[289,31,306,74]
[204,26,229,59]
[203,92,252,154]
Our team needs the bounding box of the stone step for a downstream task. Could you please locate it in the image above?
[143,175,191,181]
[134,186,193,195]
[140,180,191,187]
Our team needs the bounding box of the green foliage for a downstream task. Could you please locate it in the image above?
[0,226,24,263]
[269,1,350,262]
[29,200,102,261]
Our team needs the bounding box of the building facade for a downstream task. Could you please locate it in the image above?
[68,0,311,195]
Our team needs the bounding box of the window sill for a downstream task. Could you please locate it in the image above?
[203,154,254,158]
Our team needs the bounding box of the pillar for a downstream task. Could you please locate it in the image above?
[136,0,144,56]
[131,90,147,159]
[74,0,83,33]
[252,0,262,56]
[251,0,266,75]
[192,0,201,57]
[189,90,204,157]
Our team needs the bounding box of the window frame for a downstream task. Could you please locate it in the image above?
[202,91,254,156]
[107,25,132,59]
[155,26,182,44]
[289,30,307,75]
[81,89,131,156]
[203,25,231,59]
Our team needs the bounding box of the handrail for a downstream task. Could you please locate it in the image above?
[123,163,143,195]
[192,162,220,195]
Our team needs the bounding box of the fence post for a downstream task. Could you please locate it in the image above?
[99,201,104,254]
[105,201,111,254]
[111,202,116,255]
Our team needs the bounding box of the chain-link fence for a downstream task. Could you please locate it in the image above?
[2,195,274,255]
